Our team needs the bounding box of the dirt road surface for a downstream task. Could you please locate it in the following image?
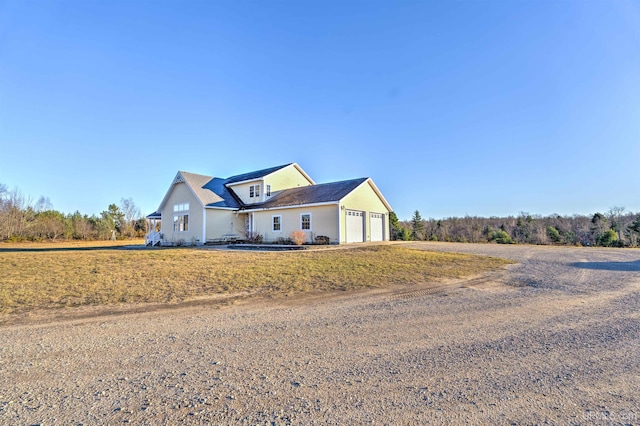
[1,243,639,424]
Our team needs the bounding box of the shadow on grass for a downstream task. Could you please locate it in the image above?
[0,245,160,253]
[570,260,640,272]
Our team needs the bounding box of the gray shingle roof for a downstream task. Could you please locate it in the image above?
[226,163,293,184]
[180,171,224,206]
[245,178,368,209]
[202,178,242,209]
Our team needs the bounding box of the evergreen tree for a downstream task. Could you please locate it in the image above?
[411,210,424,241]
[389,211,400,240]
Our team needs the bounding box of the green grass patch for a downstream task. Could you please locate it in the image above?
[0,245,514,314]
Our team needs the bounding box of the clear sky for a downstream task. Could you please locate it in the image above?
[1,0,639,221]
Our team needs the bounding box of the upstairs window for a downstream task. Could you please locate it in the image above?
[266,184,271,197]
[173,202,189,212]
[249,185,260,198]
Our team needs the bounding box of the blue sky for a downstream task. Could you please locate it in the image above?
[1,0,639,220]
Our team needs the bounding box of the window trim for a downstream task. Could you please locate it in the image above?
[272,215,282,232]
[300,213,312,231]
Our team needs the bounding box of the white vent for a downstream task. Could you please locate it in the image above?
[173,174,185,184]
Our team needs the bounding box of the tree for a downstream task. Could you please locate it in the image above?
[120,198,141,238]
[590,212,608,245]
[411,210,424,241]
[0,186,33,240]
[70,211,95,240]
[629,215,640,234]
[389,211,400,240]
[596,229,618,247]
[33,210,66,241]
[628,214,640,247]
[547,226,561,243]
[99,204,124,239]
[607,206,626,242]
[34,196,53,212]
[396,226,412,241]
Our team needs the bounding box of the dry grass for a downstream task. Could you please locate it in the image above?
[0,244,514,314]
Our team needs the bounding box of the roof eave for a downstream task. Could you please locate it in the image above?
[241,201,340,213]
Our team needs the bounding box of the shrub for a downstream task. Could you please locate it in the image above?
[245,232,263,244]
[596,230,618,247]
[290,230,307,245]
[489,230,514,244]
[314,235,330,245]
[276,237,293,245]
[396,227,412,241]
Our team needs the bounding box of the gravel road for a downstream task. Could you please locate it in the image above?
[1,242,639,424]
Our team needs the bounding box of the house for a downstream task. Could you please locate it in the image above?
[146,163,392,245]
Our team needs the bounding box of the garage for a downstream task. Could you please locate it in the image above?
[370,213,384,242]
[346,210,364,243]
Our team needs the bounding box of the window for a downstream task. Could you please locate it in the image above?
[249,186,254,198]
[173,214,189,232]
[249,184,260,198]
[301,213,311,230]
[266,184,271,197]
[172,203,189,232]
[173,202,189,212]
[272,215,282,232]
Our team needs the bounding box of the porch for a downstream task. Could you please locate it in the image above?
[145,212,162,246]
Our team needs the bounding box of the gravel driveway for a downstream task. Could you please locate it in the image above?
[1,243,639,424]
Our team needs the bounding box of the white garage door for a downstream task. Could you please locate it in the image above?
[370,213,384,242]
[346,210,364,243]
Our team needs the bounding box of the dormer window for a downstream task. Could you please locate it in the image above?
[250,184,260,198]
[266,184,271,197]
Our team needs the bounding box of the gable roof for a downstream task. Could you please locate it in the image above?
[244,178,369,209]
[225,163,293,185]
[225,162,315,186]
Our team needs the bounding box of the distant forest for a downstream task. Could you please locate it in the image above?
[391,208,640,248]
[0,183,147,242]
[2,182,640,247]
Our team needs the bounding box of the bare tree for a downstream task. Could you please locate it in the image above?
[34,196,53,212]
[0,187,33,240]
[607,206,626,242]
[120,198,141,238]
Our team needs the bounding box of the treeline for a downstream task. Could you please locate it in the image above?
[0,183,147,242]
[391,208,640,247]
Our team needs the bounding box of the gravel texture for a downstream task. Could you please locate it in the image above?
[1,242,639,424]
